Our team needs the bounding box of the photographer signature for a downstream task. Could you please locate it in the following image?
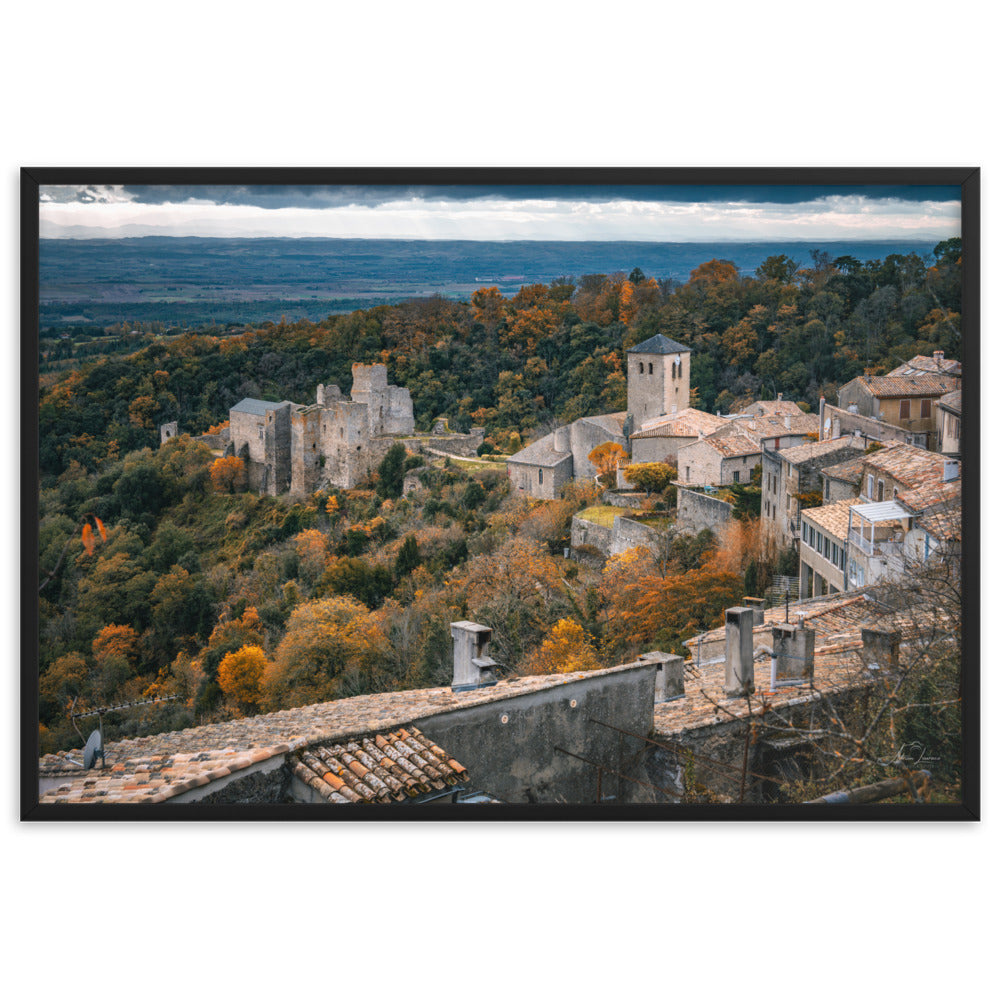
[877,742,939,767]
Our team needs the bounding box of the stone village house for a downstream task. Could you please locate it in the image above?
[798,443,960,597]
[760,435,867,548]
[836,370,959,452]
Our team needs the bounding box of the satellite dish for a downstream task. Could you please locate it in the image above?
[83,729,103,769]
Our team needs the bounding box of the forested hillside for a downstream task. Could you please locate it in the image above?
[36,244,962,753]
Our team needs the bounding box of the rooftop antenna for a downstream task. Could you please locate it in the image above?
[71,696,179,769]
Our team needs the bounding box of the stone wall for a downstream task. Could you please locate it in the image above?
[823,403,911,446]
[411,429,485,459]
[644,689,867,803]
[230,408,268,465]
[290,406,323,496]
[601,490,648,509]
[632,433,696,465]
[570,418,626,480]
[197,430,230,451]
[609,515,666,557]
[416,662,658,804]
[263,403,292,495]
[571,513,668,558]
[676,486,733,536]
[570,514,613,553]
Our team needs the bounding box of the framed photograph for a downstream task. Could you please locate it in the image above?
[22,167,979,820]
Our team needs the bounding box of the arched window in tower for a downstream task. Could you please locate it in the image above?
[639,362,644,374]
[678,358,682,379]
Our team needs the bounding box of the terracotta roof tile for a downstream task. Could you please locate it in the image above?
[896,478,961,512]
[294,728,469,803]
[691,427,761,458]
[801,497,861,539]
[740,399,805,418]
[773,436,864,465]
[936,389,961,414]
[851,373,959,398]
[886,355,961,377]
[632,408,729,439]
[38,665,643,805]
[822,453,867,483]
[863,443,957,488]
[919,506,962,542]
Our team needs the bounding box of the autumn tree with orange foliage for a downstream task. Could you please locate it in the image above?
[294,528,329,587]
[217,644,269,711]
[210,455,247,494]
[262,595,389,709]
[588,442,627,485]
[598,542,743,659]
[92,623,139,669]
[524,618,602,675]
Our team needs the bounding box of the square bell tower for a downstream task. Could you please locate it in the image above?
[626,333,692,428]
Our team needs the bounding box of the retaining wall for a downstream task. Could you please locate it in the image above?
[676,486,734,536]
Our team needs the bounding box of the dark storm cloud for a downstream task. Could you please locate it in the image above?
[46,183,961,210]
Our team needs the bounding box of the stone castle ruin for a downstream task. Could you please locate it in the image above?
[227,362,415,496]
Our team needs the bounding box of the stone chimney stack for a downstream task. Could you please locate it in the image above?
[724,607,756,698]
[450,621,499,691]
[933,350,945,366]
[639,651,685,702]
[770,623,815,688]
[862,628,900,672]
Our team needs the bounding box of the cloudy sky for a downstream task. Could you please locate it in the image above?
[38,183,962,242]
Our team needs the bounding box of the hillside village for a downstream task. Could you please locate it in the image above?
[38,325,963,808]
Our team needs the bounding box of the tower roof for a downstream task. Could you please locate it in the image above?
[626,333,691,355]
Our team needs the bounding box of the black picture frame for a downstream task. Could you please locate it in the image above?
[22,166,980,821]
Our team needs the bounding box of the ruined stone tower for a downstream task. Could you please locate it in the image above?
[231,362,415,498]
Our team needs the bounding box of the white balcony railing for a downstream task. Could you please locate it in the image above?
[848,529,874,555]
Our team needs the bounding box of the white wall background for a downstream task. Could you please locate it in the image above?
[4,4,995,999]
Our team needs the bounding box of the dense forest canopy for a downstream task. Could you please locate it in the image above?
[36,243,962,754]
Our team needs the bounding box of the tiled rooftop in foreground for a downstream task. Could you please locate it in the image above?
[37,664,643,804]
[658,592,951,736]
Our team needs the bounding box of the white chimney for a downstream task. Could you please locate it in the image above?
[784,415,792,429]
[943,459,959,482]
[451,621,499,691]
